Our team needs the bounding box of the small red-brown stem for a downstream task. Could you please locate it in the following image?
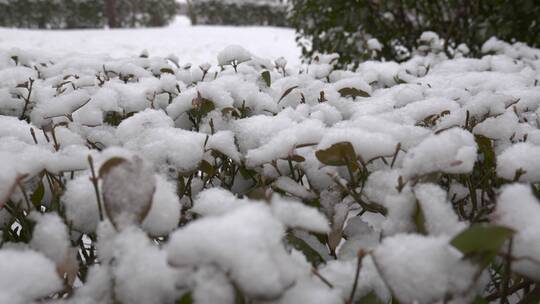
[347,250,366,304]
[87,156,104,221]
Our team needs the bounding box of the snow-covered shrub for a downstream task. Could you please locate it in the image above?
[0,36,540,303]
[289,0,540,66]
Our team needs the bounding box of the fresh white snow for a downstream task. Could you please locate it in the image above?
[0,26,539,303]
[0,16,301,66]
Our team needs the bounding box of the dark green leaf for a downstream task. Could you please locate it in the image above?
[315,142,356,166]
[200,99,215,116]
[177,176,186,198]
[160,68,175,75]
[475,135,496,167]
[286,232,325,266]
[282,154,306,162]
[355,291,385,304]
[176,292,193,304]
[413,200,427,235]
[31,179,45,207]
[200,160,215,177]
[190,97,215,118]
[234,284,246,304]
[450,224,514,268]
[261,70,271,87]
[471,296,489,304]
[338,87,370,98]
[451,225,514,257]
[393,75,407,84]
[238,166,256,180]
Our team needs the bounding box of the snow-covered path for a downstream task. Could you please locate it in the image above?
[0,17,301,65]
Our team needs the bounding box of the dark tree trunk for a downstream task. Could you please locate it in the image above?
[105,0,118,28]
[186,0,197,25]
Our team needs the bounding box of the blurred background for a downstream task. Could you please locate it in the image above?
[0,0,298,65]
[0,0,538,67]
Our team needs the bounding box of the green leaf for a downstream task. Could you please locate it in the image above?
[475,135,496,168]
[177,175,186,198]
[200,160,215,177]
[286,232,325,266]
[393,75,407,84]
[315,142,356,166]
[282,154,306,162]
[234,285,246,304]
[338,87,370,98]
[451,225,514,268]
[278,85,299,103]
[261,70,271,87]
[450,224,514,255]
[31,179,45,207]
[190,94,216,118]
[413,200,427,235]
[238,166,256,180]
[355,291,385,304]
[176,292,193,304]
[471,296,489,304]
[199,99,216,116]
[160,68,175,75]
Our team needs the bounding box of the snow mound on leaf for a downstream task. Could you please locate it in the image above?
[63,174,100,233]
[495,184,540,281]
[415,183,466,236]
[166,203,296,299]
[0,249,62,304]
[373,234,476,304]
[142,175,181,237]
[29,212,70,264]
[403,128,477,177]
[217,45,252,66]
[497,143,540,182]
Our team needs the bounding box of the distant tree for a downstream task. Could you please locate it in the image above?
[116,0,177,27]
[105,0,118,28]
[189,0,289,26]
[0,0,176,29]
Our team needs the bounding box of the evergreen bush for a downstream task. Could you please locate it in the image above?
[289,0,540,67]
[0,0,177,29]
[189,0,288,27]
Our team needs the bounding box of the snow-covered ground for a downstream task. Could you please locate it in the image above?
[0,16,301,66]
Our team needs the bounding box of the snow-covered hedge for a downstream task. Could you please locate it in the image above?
[1,35,540,303]
[289,0,540,66]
